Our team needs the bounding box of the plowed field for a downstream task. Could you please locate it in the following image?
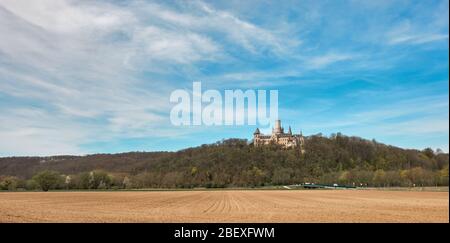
[0,190,447,222]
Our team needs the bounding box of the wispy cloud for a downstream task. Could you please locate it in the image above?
[387,21,449,45]
[306,53,355,69]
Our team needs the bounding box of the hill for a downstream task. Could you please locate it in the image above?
[0,133,448,189]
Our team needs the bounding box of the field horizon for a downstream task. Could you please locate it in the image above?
[1,185,448,192]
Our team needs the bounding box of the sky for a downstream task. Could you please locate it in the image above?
[0,0,448,156]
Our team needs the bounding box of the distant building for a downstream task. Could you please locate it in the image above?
[253,120,305,153]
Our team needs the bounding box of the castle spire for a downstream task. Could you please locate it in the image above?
[254,128,260,135]
[288,126,292,135]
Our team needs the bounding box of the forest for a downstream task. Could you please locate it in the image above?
[0,133,448,190]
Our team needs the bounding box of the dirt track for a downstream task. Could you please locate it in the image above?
[0,190,448,222]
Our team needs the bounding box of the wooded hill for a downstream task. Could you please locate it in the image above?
[0,133,448,189]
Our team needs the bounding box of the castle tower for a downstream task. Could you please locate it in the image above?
[253,128,261,146]
[253,128,260,137]
[273,119,283,134]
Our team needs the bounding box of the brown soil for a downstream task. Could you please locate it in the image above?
[0,190,448,222]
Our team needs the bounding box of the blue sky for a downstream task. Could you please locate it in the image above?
[0,0,448,156]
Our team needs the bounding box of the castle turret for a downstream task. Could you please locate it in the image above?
[254,128,260,135]
[273,120,283,134]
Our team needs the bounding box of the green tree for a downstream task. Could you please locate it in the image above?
[248,166,266,186]
[422,148,435,159]
[338,171,351,185]
[25,179,39,190]
[384,171,402,187]
[90,171,112,189]
[122,176,132,189]
[0,176,19,190]
[32,170,63,191]
[272,168,292,185]
[78,172,91,189]
[438,165,449,186]
[372,169,386,187]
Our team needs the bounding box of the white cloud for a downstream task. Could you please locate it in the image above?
[0,108,88,156]
[306,53,354,69]
[0,0,134,34]
[132,26,221,64]
[391,34,449,45]
[386,18,449,45]
[136,1,295,55]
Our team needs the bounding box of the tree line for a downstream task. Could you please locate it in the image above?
[0,134,448,191]
[1,166,448,191]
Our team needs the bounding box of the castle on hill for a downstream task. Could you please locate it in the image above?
[253,120,305,153]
